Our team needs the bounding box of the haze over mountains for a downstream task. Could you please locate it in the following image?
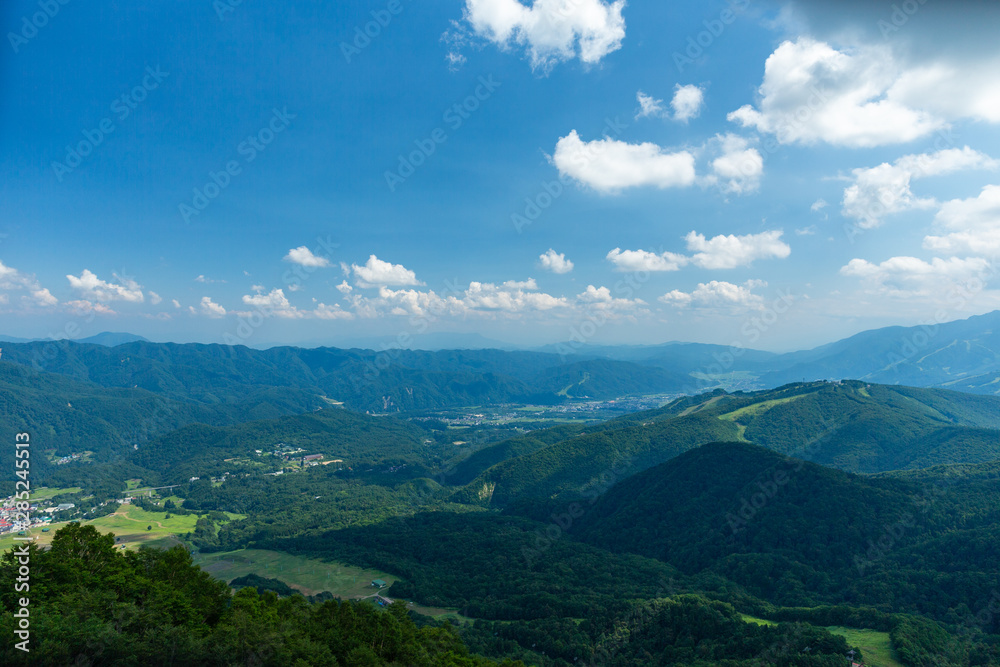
[3,310,1000,407]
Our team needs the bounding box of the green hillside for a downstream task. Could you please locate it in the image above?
[574,441,1000,633]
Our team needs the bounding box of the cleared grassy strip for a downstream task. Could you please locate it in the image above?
[825,626,903,667]
[193,548,472,621]
[718,395,805,422]
[193,548,399,598]
[27,486,82,501]
[740,615,901,667]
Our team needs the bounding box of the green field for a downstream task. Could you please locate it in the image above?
[193,548,469,620]
[740,615,901,667]
[0,504,239,553]
[28,486,83,501]
[825,626,903,667]
[194,548,398,598]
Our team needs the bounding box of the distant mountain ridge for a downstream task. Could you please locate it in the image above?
[0,331,149,346]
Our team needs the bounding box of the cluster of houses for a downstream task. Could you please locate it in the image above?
[0,497,77,536]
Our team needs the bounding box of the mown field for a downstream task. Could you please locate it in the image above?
[0,504,238,552]
[741,615,902,667]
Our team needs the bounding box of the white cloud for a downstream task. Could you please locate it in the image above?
[842,147,996,229]
[811,199,828,212]
[0,261,57,307]
[552,130,696,193]
[728,38,945,147]
[172,299,181,309]
[608,231,790,274]
[351,255,423,288]
[539,248,574,274]
[349,279,570,319]
[635,91,665,119]
[502,278,538,290]
[685,230,791,269]
[795,225,818,236]
[660,280,766,310]
[66,269,144,303]
[65,300,116,316]
[606,248,688,272]
[336,280,354,295]
[840,256,992,297]
[464,280,567,312]
[462,0,626,71]
[149,291,163,305]
[195,275,226,284]
[889,58,1000,125]
[576,284,646,315]
[670,84,704,122]
[314,303,354,320]
[704,134,763,195]
[241,288,303,318]
[199,296,227,318]
[284,246,332,268]
[924,185,1000,256]
[30,288,58,307]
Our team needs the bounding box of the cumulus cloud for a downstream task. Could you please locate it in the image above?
[464,280,567,312]
[314,303,354,320]
[659,280,766,310]
[842,147,996,229]
[635,91,665,119]
[0,260,57,307]
[336,280,354,295]
[607,231,789,273]
[198,296,227,318]
[66,270,144,303]
[606,248,688,272]
[704,134,763,195]
[552,130,696,193]
[728,38,945,147]
[686,230,790,269]
[840,256,992,297]
[284,246,332,268]
[462,0,626,71]
[576,284,647,315]
[351,255,423,288]
[65,300,116,316]
[670,84,704,122]
[924,185,1000,256]
[539,248,574,274]
[241,288,303,318]
[348,279,569,319]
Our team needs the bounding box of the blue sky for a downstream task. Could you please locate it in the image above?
[2,0,1000,351]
